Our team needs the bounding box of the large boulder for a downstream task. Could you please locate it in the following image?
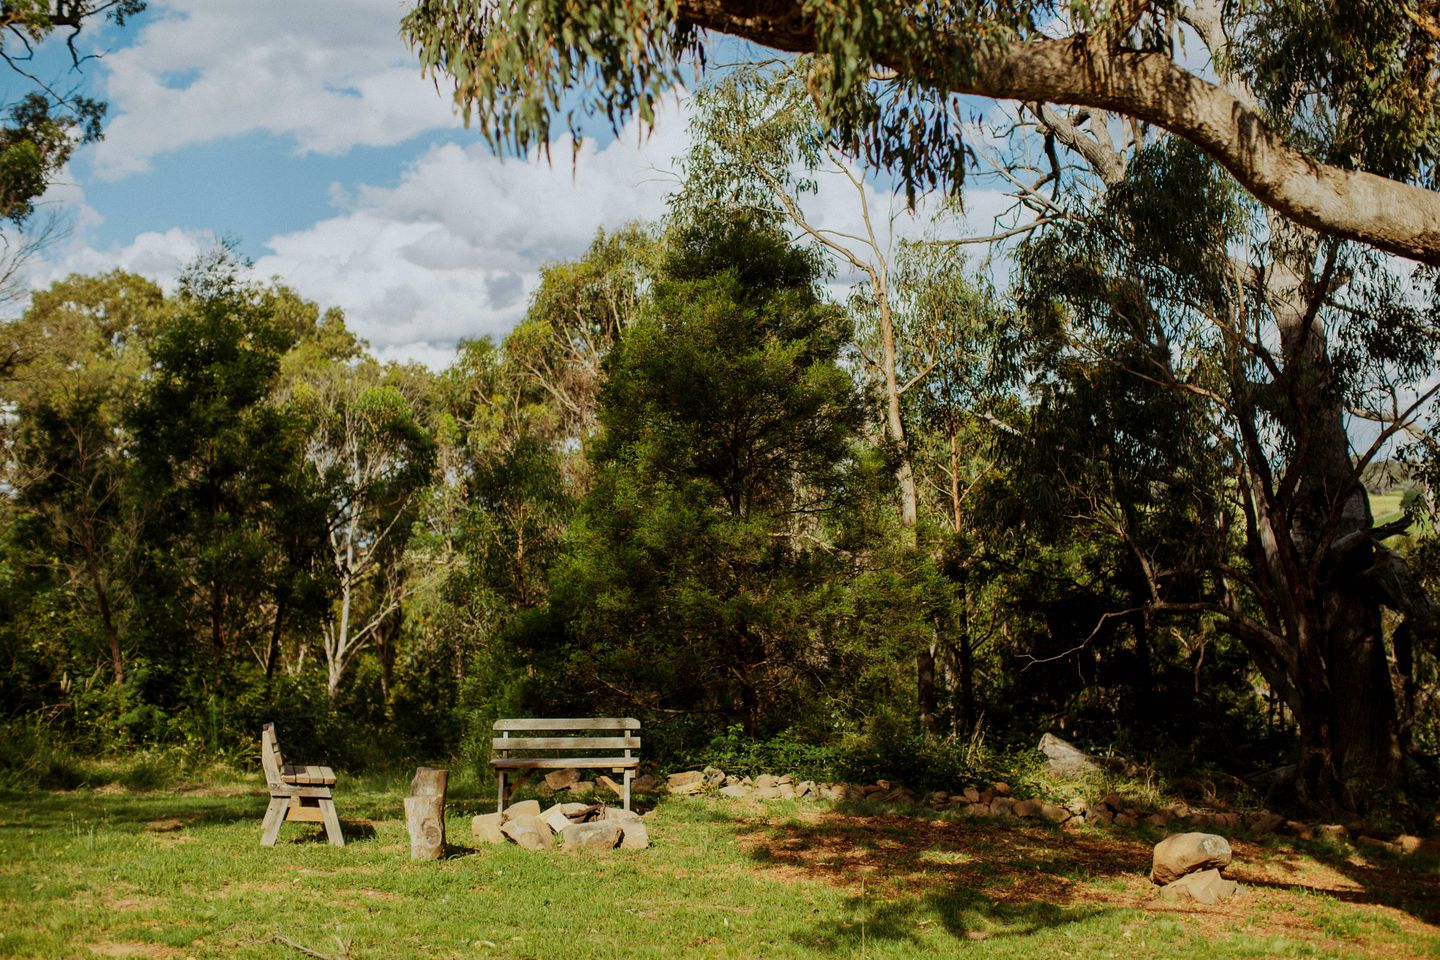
[1151,832,1233,884]
[1039,733,1102,777]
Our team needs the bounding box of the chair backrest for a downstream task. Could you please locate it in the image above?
[260,723,285,788]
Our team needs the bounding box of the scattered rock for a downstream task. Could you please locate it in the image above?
[1152,833,1233,885]
[561,821,622,850]
[471,813,505,844]
[1013,799,1042,818]
[602,806,642,823]
[570,781,596,798]
[993,782,1012,796]
[962,786,981,804]
[719,784,753,799]
[702,766,726,788]
[1398,835,1424,855]
[501,816,553,851]
[1144,813,1169,829]
[618,819,650,850]
[1284,821,1314,840]
[1040,803,1071,824]
[1158,868,1239,905]
[1113,812,1138,828]
[1248,812,1285,836]
[504,799,542,820]
[667,771,705,795]
[632,774,660,793]
[1317,823,1348,842]
[796,780,817,799]
[544,768,580,791]
[753,785,785,800]
[1039,732,1102,777]
[755,774,781,789]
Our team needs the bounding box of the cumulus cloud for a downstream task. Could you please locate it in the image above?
[250,108,689,363]
[92,0,457,179]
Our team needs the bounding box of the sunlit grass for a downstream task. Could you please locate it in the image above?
[0,778,1435,959]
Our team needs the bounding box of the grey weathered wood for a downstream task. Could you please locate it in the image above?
[493,718,640,731]
[406,766,449,860]
[491,756,639,769]
[490,718,642,812]
[259,723,344,846]
[490,736,641,751]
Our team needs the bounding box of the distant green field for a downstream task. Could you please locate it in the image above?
[1,778,1437,959]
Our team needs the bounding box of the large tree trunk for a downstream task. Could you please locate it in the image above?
[1255,254,1403,812]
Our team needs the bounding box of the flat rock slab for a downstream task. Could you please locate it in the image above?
[562,821,622,850]
[1152,833,1233,884]
[1158,868,1239,905]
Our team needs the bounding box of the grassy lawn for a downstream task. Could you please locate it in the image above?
[1,774,1437,960]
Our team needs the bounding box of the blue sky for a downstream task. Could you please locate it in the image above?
[20,1,1010,366]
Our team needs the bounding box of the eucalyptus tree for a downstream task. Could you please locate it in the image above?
[0,3,146,312]
[403,0,1440,265]
[0,271,160,684]
[1011,134,1440,812]
[293,360,437,699]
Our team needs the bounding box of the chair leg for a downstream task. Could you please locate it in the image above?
[260,797,288,846]
[319,797,344,847]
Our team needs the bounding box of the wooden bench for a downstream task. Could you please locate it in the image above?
[491,718,641,812]
[259,722,344,846]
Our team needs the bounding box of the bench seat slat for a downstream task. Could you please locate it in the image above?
[490,756,639,770]
[281,764,336,786]
[491,736,640,751]
[494,718,639,731]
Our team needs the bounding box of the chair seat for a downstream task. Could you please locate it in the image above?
[281,764,337,786]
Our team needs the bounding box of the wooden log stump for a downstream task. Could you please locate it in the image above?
[405,766,449,860]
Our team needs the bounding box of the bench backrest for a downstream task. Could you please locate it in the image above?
[261,723,286,789]
[491,717,640,760]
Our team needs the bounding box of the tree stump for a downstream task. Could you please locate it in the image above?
[405,766,449,860]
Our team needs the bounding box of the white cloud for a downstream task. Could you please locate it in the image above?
[250,107,689,364]
[92,0,457,179]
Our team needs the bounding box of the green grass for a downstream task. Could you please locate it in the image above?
[0,777,1436,960]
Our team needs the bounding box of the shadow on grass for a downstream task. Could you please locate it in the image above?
[704,804,1142,952]
[1230,836,1440,926]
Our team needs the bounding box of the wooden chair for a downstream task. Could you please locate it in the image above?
[259,723,344,846]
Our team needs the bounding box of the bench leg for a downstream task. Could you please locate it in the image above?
[496,770,507,814]
[623,769,633,812]
[319,797,344,847]
[260,796,287,846]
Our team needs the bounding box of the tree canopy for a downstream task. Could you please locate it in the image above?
[402,0,1440,264]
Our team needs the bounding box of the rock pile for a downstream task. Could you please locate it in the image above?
[472,799,649,851]
[1151,832,1239,904]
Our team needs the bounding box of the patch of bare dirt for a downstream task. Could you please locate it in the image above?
[88,943,181,958]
